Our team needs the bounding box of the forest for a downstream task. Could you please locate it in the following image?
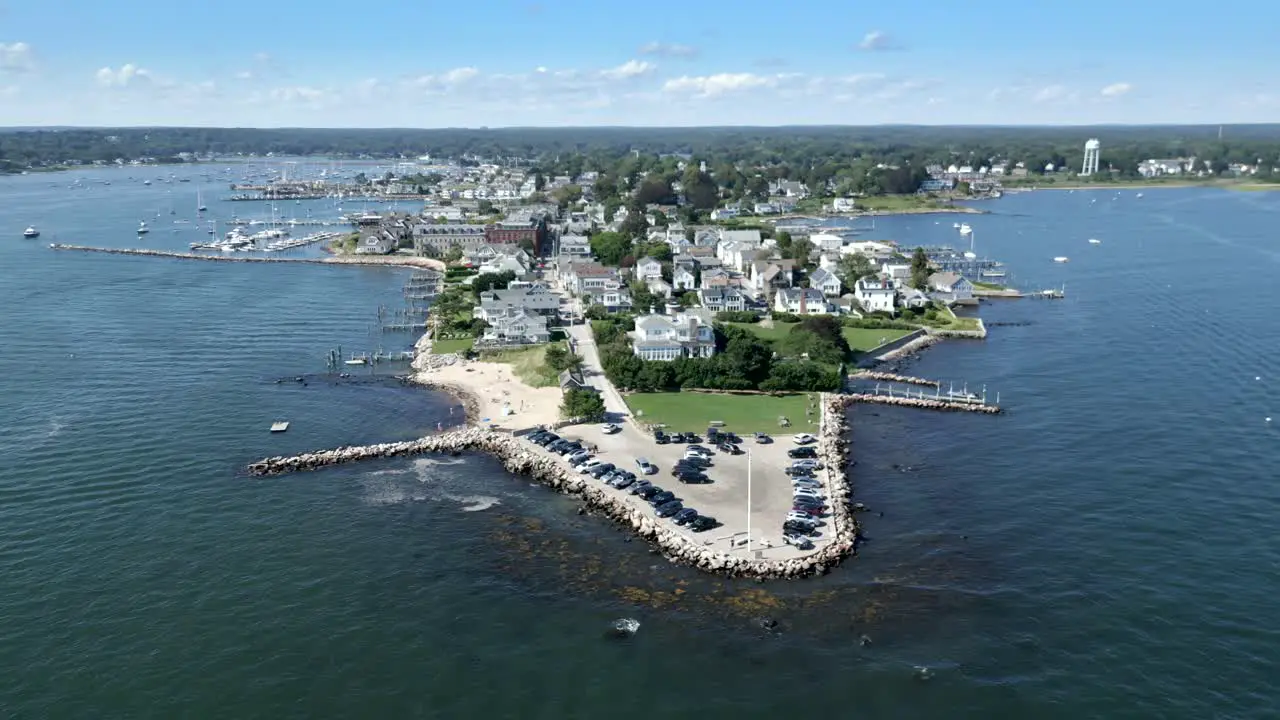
[3,125,1280,181]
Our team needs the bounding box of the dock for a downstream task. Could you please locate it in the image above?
[270,421,290,433]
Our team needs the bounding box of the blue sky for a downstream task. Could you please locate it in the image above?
[1,0,1277,127]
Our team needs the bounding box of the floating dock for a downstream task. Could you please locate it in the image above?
[270,421,290,433]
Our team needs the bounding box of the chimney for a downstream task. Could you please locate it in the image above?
[799,289,807,314]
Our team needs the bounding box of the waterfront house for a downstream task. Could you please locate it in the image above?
[773,287,829,315]
[412,223,488,255]
[831,197,856,212]
[473,284,561,323]
[900,287,931,309]
[927,272,974,304]
[808,267,843,297]
[697,286,748,313]
[355,230,396,255]
[769,180,809,198]
[480,306,551,345]
[559,262,621,295]
[634,256,663,281]
[881,262,912,287]
[854,274,897,314]
[710,206,740,221]
[629,310,717,361]
[809,233,845,254]
[477,254,528,277]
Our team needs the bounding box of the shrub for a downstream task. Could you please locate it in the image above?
[716,310,761,323]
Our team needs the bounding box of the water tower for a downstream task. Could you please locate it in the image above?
[1082,139,1101,176]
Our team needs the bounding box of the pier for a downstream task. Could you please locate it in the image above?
[848,385,1002,414]
[850,370,942,388]
[48,244,446,271]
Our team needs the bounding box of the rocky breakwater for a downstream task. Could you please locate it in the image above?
[851,370,941,388]
[246,426,858,579]
[818,393,860,552]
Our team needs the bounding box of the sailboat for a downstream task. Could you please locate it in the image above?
[963,229,977,259]
[197,189,207,213]
[137,221,150,235]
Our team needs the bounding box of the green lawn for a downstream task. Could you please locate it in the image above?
[625,392,821,434]
[972,280,1007,291]
[841,327,912,352]
[725,320,796,342]
[431,337,474,355]
[478,343,562,387]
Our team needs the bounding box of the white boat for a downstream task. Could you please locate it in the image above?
[1088,238,1101,245]
[137,222,150,235]
[143,180,151,186]
[952,222,962,229]
[23,226,39,238]
[344,357,368,366]
[959,223,973,235]
[1136,192,1144,198]
[197,189,207,212]
[1053,256,1070,263]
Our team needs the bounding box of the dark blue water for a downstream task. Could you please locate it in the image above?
[3,170,1278,719]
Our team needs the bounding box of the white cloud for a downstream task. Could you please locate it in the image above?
[1032,84,1068,103]
[0,84,17,98]
[638,41,698,59]
[600,60,654,80]
[268,86,328,103]
[0,41,33,72]
[95,64,152,88]
[1100,82,1132,97]
[663,73,776,97]
[857,30,898,51]
[234,71,254,81]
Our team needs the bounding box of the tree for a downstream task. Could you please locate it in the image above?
[534,172,546,191]
[645,243,673,262]
[682,162,719,209]
[620,207,650,238]
[561,388,606,421]
[635,178,675,205]
[955,180,971,195]
[910,247,931,289]
[837,252,877,291]
[477,199,495,214]
[443,246,464,263]
[552,184,583,208]
[775,231,793,255]
[472,269,517,298]
[788,238,815,264]
[589,231,633,266]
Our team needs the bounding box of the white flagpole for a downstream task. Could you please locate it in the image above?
[746,447,752,554]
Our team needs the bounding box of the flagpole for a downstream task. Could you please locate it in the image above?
[746,447,752,554]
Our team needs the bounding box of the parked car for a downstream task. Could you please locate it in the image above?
[791,459,824,471]
[629,480,652,495]
[792,479,824,491]
[754,432,772,444]
[785,466,816,477]
[783,520,819,536]
[792,502,827,515]
[678,456,710,467]
[601,423,621,434]
[557,443,584,456]
[649,490,676,506]
[682,433,702,443]
[637,484,663,500]
[527,430,550,443]
[588,463,616,478]
[673,507,699,525]
[793,433,817,445]
[533,433,559,446]
[787,511,821,525]
[569,454,595,468]
[686,444,712,456]
[611,474,636,490]
[689,515,719,532]
[653,431,670,445]
[567,450,591,464]
[793,488,826,501]
[722,432,741,444]
[636,457,657,475]
[677,472,709,484]
[783,533,814,550]
[655,500,684,518]
[788,447,818,459]
[577,459,603,474]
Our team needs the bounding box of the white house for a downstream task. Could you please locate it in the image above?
[810,232,845,253]
[748,259,795,298]
[808,267,843,297]
[478,255,528,277]
[774,287,829,315]
[473,285,561,322]
[558,234,592,258]
[854,274,897,314]
[832,197,857,212]
[881,262,912,287]
[697,286,748,313]
[710,206,740,221]
[646,278,674,298]
[673,265,698,291]
[634,256,663,281]
[927,271,974,304]
[582,287,633,313]
[559,261,620,295]
[629,310,717,361]
[480,307,551,345]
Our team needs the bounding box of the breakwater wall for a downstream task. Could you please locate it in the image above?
[247,422,857,579]
[928,317,988,339]
[47,244,445,272]
[843,392,1001,414]
[850,370,941,388]
[859,333,941,368]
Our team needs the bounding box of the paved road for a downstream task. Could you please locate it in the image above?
[566,324,630,422]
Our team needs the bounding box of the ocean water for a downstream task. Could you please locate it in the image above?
[2,169,1279,719]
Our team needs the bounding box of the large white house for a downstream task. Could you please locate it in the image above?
[473,284,561,322]
[832,197,857,212]
[634,256,663,281]
[697,286,748,313]
[854,274,897,314]
[808,267,843,296]
[630,310,717,361]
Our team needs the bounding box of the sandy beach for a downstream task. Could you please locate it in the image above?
[410,351,563,430]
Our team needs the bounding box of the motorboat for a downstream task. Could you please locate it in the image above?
[23,226,39,238]
[959,223,973,235]
[137,221,150,234]
[1088,238,1101,245]
[1053,256,1069,263]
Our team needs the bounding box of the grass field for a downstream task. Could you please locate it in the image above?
[725,321,796,342]
[841,327,913,352]
[431,337,474,355]
[972,280,1007,290]
[624,392,821,434]
[478,344,561,387]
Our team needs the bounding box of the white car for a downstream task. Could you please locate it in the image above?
[792,479,824,490]
[601,423,621,434]
[787,511,820,525]
[792,433,816,445]
[793,487,825,501]
[791,459,824,471]
[577,459,604,474]
[783,533,814,550]
[635,457,657,475]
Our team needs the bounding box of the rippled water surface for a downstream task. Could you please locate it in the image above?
[2,170,1279,718]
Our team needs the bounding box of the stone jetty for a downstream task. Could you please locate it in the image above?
[842,392,1002,414]
[247,394,861,580]
[47,244,445,271]
[851,370,942,388]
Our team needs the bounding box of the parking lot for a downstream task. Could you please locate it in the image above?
[537,423,838,560]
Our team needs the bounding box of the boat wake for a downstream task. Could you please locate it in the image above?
[442,494,501,512]
[608,618,641,638]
